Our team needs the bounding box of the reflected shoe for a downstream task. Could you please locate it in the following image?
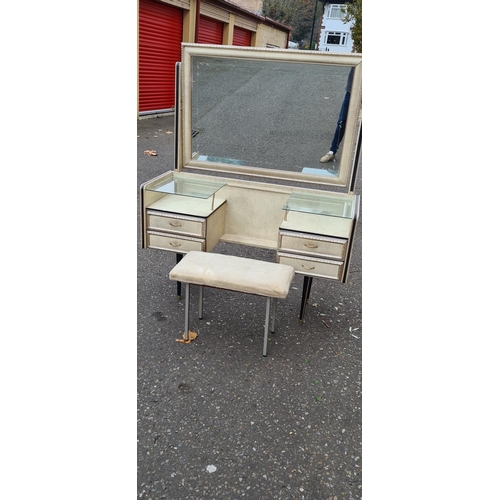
[320,152,335,163]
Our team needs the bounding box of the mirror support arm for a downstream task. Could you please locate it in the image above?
[348,124,362,194]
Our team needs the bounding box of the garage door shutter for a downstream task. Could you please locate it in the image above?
[198,16,224,44]
[139,0,183,113]
[233,26,252,46]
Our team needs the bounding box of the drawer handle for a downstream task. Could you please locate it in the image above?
[304,243,318,249]
[302,264,316,271]
[169,222,182,227]
[169,242,182,248]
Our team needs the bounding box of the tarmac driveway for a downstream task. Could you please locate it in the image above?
[137,114,362,500]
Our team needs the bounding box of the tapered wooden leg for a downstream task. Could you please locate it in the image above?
[176,253,183,298]
[300,276,313,322]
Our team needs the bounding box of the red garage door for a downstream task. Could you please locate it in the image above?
[139,0,183,113]
[233,26,252,46]
[198,16,224,44]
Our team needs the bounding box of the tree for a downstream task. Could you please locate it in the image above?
[262,0,299,27]
[262,0,362,51]
[262,0,318,44]
[343,0,362,53]
[294,0,319,44]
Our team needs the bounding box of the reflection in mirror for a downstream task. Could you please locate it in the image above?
[191,57,354,179]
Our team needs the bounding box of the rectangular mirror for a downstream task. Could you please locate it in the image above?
[179,44,362,188]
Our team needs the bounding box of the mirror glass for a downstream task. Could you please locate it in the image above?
[181,45,361,187]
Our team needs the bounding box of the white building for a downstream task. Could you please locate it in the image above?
[318,1,354,53]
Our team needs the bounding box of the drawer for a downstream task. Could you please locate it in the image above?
[277,252,344,280]
[147,231,205,253]
[278,230,348,260]
[146,210,205,238]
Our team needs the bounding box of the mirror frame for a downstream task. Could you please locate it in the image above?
[179,43,362,188]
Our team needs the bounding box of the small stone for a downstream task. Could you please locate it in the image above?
[206,465,217,473]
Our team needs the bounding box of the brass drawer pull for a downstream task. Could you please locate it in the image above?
[304,243,318,249]
[169,222,182,227]
[302,264,315,271]
[169,242,182,248]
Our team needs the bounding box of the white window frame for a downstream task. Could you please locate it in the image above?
[324,31,349,46]
[326,4,346,20]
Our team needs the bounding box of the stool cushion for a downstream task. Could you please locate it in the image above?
[169,251,295,299]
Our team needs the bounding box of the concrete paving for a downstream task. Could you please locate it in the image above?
[137,114,362,500]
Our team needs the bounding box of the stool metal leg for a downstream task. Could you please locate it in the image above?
[271,297,277,333]
[199,285,203,319]
[184,283,190,341]
[263,296,271,357]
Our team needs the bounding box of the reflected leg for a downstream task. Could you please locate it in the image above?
[329,91,351,154]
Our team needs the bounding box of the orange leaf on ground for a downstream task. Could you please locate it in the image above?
[176,331,198,344]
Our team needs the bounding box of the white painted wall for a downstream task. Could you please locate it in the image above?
[318,3,354,53]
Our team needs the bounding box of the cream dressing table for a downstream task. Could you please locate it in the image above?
[140,44,362,320]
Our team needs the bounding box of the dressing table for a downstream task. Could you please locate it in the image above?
[140,44,362,320]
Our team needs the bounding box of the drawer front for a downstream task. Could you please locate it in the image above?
[277,252,344,280]
[147,231,205,253]
[279,230,348,260]
[147,210,205,238]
